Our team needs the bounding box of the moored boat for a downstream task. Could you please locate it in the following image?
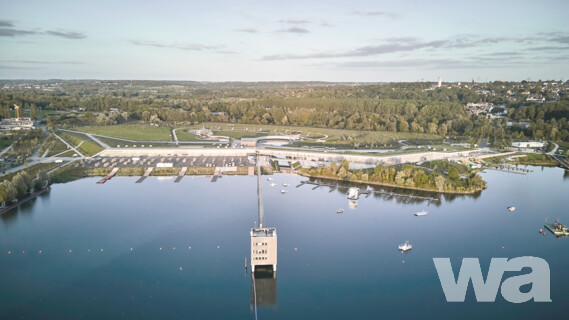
[398,241,412,252]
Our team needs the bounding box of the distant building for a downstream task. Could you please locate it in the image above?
[506,121,531,129]
[512,141,545,152]
[438,76,442,88]
[241,138,257,148]
[0,117,35,130]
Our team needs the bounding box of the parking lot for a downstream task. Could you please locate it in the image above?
[76,155,254,168]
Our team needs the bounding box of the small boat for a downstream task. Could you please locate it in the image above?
[347,187,360,200]
[282,183,290,187]
[280,189,288,194]
[267,178,274,181]
[539,229,546,235]
[414,210,428,216]
[270,183,277,187]
[336,209,344,214]
[507,206,515,212]
[398,241,412,252]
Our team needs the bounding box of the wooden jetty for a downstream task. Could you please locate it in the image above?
[174,167,187,183]
[486,165,532,175]
[299,180,440,203]
[135,167,153,184]
[97,167,119,184]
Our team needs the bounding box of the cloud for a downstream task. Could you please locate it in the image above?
[263,39,446,60]
[2,59,82,65]
[525,46,569,51]
[131,40,222,51]
[275,27,310,34]
[0,28,39,37]
[234,27,258,33]
[45,30,86,39]
[278,19,311,25]
[352,10,399,18]
[317,57,528,70]
[0,19,14,27]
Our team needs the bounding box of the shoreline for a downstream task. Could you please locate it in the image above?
[0,187,50,215]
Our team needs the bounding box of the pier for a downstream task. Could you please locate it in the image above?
[135,167,153,183]
[298,180,440,204]
[97,167,119,184]
[486,164,532,175]
[553,155,569,171]
[174,167,187,183]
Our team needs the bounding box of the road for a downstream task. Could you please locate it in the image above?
[547,142,559,155]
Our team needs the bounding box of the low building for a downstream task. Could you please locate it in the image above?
[241,138,257,148]
[0,118,35,130]
[512,141,545,149]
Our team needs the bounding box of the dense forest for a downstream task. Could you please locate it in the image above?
[1,80,568,146]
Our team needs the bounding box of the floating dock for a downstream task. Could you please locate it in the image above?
[135,167,153,184]
[174,167,187,183]
[97,167,119,184]
[544,222,569,236]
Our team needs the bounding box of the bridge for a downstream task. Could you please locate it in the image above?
[552,155,569,170]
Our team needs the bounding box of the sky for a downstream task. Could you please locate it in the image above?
[0,0,568,82]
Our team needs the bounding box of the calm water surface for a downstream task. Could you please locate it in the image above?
[1,167,568,319]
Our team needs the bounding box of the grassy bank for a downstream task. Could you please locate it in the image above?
[76,125,172,141]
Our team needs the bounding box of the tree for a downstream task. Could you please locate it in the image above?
[338,167,347,180]
[435,175,446,191]
[448,167,460,181]
[12,173,28,198]
[0,180,17,203]
[30,104,38,119]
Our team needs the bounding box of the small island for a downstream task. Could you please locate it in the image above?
[297,160,486,194]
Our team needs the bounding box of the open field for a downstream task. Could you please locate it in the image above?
[190,122,442,148]
[76,125,173,141]
[56,131,104,156]
[173,129,199,141]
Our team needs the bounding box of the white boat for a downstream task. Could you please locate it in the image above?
[398,241,412,252]
[280,189,288,194]
[267,177,273,181]
[270,183,277,187]
[507,206,516,212]
[336,209,344,214]
[282,183,290,187]
[347,187,360,200]
[414,210,428,216]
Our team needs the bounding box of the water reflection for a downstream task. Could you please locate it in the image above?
[1,188,50,227]
[251,267,277,308]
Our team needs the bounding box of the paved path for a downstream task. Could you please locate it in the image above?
[52,132,85,157]
[57,128,110,149]
[547,142,559,155]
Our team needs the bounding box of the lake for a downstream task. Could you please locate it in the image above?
[1,167,568,319]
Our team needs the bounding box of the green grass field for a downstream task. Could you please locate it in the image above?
[174,129,200,141]
[189,122,442,148]
[56,131,104,156]
[76,125,173,141]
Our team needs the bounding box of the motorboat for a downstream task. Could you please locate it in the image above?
[282,183,290,187]
[270,183,277,187]
[280,189,288,194]
[507,206,515,212]
[414,210,428,216]
[336,209,344,214]
[398,241,412,252]
[267,177,273,181]
[347,187,360,200]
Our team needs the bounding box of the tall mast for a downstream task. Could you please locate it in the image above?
[257,162,264,228]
